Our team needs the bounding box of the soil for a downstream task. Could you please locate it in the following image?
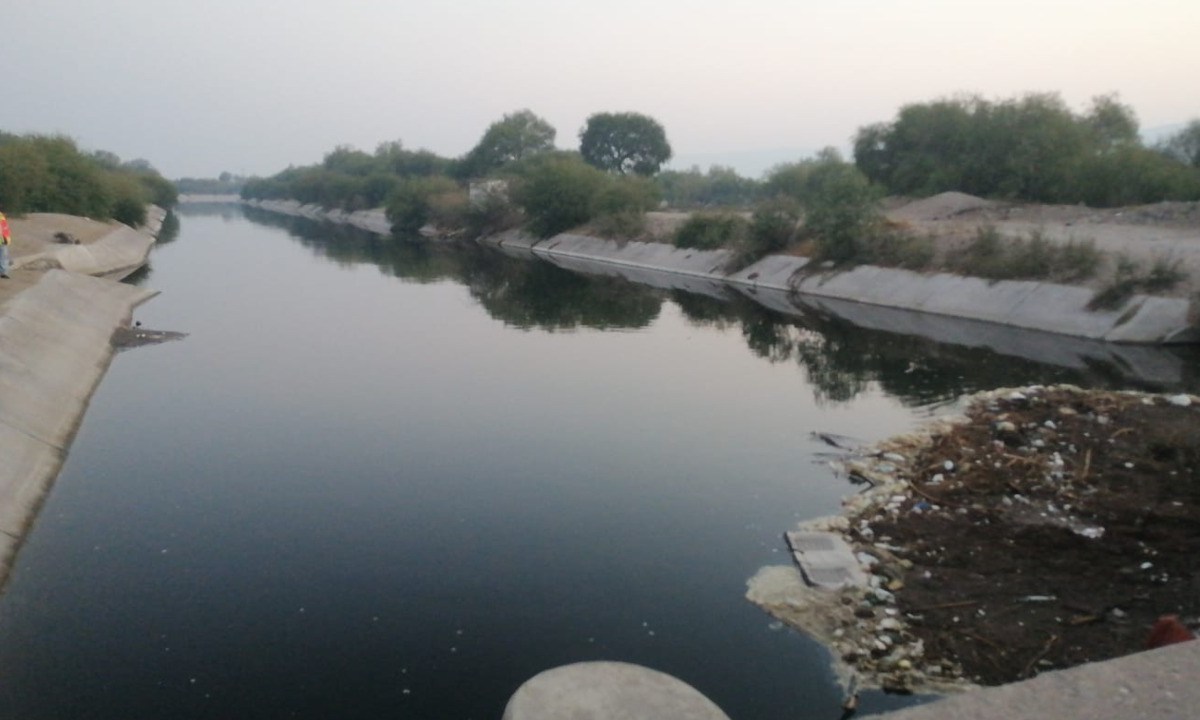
[849,386,1199,686]
[884,194,1200,298]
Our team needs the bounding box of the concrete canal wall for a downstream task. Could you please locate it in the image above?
[243,198,391,236]
[0,211,162,588]
[242,200,1196,345]
[507,233,1195,345]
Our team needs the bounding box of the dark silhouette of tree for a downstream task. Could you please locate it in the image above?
[579,112,672,176]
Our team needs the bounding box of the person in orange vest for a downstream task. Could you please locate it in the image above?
[0,211,11,279]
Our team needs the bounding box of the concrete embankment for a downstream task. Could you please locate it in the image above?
[239,200,1197,344]
[0,210,162,587]
[510,232,1197,345]
[243,198,391,235]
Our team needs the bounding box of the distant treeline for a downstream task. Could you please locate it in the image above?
[855,94,1200,206]
[242,94,1200,219]
[174,172,247,195]
[0,133,177,226]
[241,142,451,211]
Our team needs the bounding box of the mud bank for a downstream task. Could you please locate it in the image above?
[241,200,1196,345]
[0,211,163,589]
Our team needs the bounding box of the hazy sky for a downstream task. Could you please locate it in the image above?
[4,0,1197,179]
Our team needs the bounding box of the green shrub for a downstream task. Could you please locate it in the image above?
[465,189,523,236]
[673,212,747,250]
[111,194,148,227]
[386,176,464,234]
[597,175,660,216]
[511,155,607,237]
[803,161,883,264]
[748,198,800,255]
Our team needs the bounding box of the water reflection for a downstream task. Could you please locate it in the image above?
[242,206,661,331]
[237,204,1200,406]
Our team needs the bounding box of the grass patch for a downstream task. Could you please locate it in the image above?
[591,210,646,240]
[1088,254,1188,310]
[859,230,936,270]
[948,226,1101,282]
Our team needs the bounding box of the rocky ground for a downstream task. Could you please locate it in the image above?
[751,386,1199,695]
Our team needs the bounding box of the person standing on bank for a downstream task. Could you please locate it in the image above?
[0,211,11,279]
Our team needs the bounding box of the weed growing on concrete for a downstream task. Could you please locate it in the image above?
[1088,254,1188,310]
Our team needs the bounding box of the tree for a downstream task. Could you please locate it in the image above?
[1085,94,1139,149]
[579,112,672,176]
[1159,120,1200,167]
[460,109,556,178]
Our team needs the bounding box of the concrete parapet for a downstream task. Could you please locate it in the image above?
[503,662,731,720]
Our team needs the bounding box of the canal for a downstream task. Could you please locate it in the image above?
[1,205,1195,719]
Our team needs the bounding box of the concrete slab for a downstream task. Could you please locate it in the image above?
[0,269,154,590]
[0,423,63,538]
[785,530,868,589]
[533,233,735,279]
[876,639,1200,720]
[544,253,734,299]
[727,255,810,291]
[502,662,731,720]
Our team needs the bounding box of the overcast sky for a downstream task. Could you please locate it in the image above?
[4,0,1197,179]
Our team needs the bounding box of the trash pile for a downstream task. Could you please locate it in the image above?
[752,384,1200,693]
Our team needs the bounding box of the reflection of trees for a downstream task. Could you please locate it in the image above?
[669,290,1197,406]
[463,257,661,332]
[242,208,662,332]
[237,208,1200,403]
[174,203,247,222]
[155,211,181,245]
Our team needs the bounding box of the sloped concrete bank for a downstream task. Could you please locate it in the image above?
[243,198,391,235]
[507,232,1197,345]
[0,212,163,589]
[241,201,1197,344]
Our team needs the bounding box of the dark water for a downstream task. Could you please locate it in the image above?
[1,206,1195,720]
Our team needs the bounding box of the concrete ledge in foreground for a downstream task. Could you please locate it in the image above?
[874,639,1200,720]
[13,209,162,281]
[503,662,731,720]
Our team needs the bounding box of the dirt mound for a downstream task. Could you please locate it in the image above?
[887,193,999,222]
